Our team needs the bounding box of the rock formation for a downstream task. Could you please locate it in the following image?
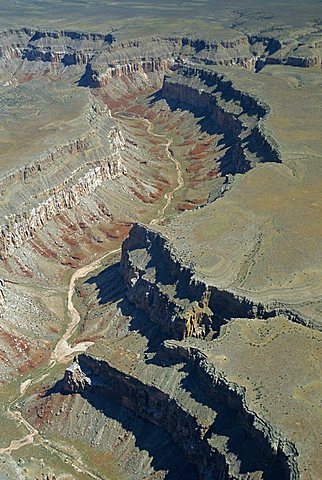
[120,223,321,337]
[62,360,92,393]
[0,152,125,258]
[161,65,281,174]
[0,5,321,480]
[59,348,298,480]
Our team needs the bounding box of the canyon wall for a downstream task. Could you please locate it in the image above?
[161,65,281,175]
[62,349,298,480]
[120,223,321,338]
[0,156,125,259]
[0,111,127,259]
[2,27,320,79]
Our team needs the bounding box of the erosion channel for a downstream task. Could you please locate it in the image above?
[0,16,321,480]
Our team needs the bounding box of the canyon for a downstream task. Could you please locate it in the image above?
[0,2,321,479]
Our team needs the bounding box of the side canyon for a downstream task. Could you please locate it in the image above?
[0,3,321,479]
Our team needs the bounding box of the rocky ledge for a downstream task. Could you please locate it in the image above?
[120,223,320,340]
[61,347,298,480]
[161,65,281,175]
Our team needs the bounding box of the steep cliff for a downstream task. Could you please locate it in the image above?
[0,155,125,259]
[161,65,281,175]
[0,83,128,259]
[1,26,319,90]
[120,223,320,338]
[0,26,293,93]
[60,349,298,480]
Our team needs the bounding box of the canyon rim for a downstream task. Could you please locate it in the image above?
[0,1,321,479]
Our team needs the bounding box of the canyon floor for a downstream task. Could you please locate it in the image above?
[0,1,321,479]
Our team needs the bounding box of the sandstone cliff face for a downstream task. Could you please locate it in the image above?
[0,124,126,259]
[0,28,113,64]
[62,349,298,480]
[286,55,322,68]
[121,223,212,339]
[161,65,281,175]
[80,34,278,88]
[185,347,299,479]
[258,38,322,70]
[1,26,319,85]
[0,27,290,90]
[0,29,264,72]
[62,361,92,393]
[0,136,91,201]
[23,29,114,66]
[0,28,32,61]
[120,223,320,339]
[81,57,175,88]
[0,156,124,258]
[65,354,228,479]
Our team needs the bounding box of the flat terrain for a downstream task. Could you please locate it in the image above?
[1,0,322,34]
[0,78,90,174]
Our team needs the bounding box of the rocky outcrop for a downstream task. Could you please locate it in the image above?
[161,65,281,174]
[0,136,91,201]
[188,34,281,71]
[78,36,187,88]
[286,55,322,68]
[81,34,280,88]
[80,56,175,88]
[62,361,92,393]
[120,222,251,339]
[0,28,32,61]
[0,154,125,259]
[0,97,111,201]
[187,347,299,479]
[22,29,114,65]
[120,223,321,338]
[0,74,128,260]
[66,354,228,478]
[257,37,322,70]
[0,29,264,73]
[1,26,319,83]
[62,350,298,479]
[121,223,213,339]
[263,54,322,69]
[0,27,113,64]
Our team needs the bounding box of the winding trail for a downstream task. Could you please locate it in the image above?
[0,248,122,479]
[0,410,37,455]
[51,247,121,363]
[143,117,184,225]
[0,107,184,478]
[115,113,184,225]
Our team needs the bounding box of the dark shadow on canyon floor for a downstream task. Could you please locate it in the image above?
[42,387,198,479]
[86,262,169,353]
[86,262,124,305]
[81,262,289,479]
[179,365,290,480]
[83,388,198,479]
[148,90,253,175]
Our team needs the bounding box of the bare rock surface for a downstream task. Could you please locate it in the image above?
[0,2,321,479]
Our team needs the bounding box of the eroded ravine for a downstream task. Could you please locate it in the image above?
[0,102,185,477]
[51,246,122,364]
[145,118,184,225]
[0,12,321,479]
